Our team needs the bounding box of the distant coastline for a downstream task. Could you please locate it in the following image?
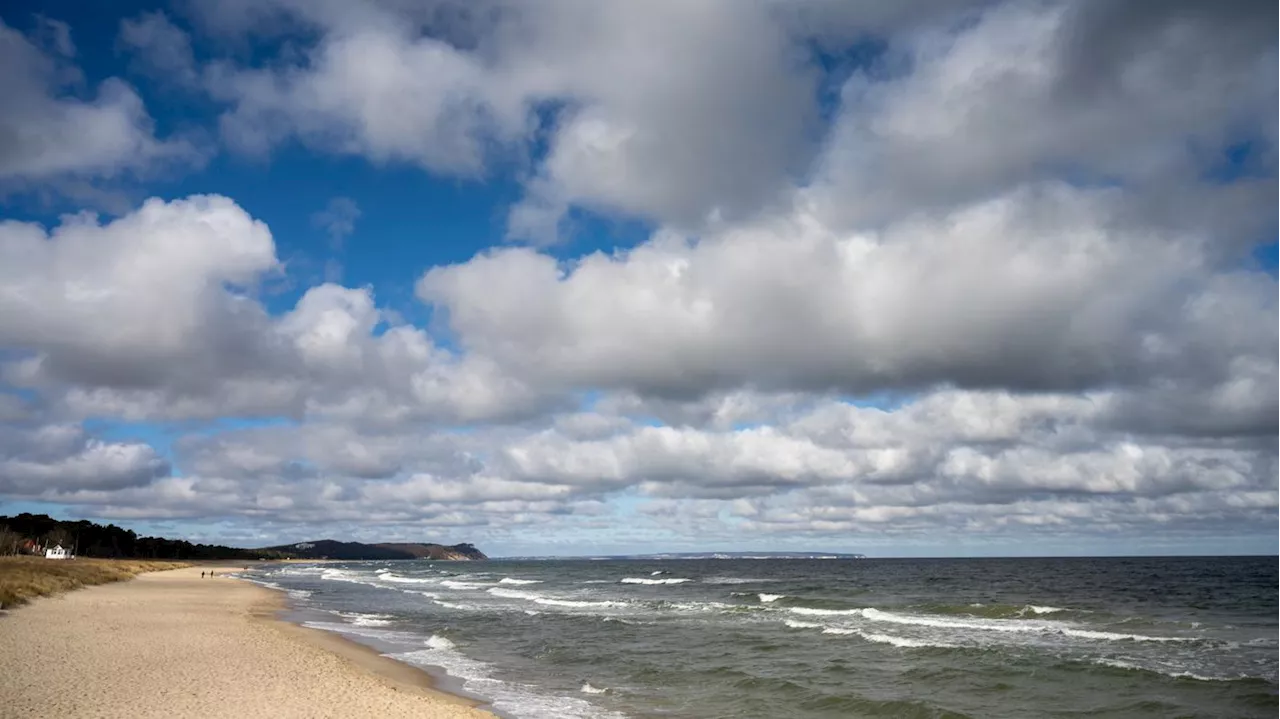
[501,551,867,560]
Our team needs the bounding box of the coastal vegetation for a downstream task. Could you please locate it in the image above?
[0,514,487,563]
[0,513,279,560]
[0,556,188,609]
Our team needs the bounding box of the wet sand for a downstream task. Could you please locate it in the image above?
[0,565,495,719]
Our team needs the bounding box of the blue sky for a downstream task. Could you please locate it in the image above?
[0,1,1275,557]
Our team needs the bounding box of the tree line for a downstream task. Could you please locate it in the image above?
[0,513,282,560]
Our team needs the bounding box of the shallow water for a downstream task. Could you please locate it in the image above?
[245,556,1278,719]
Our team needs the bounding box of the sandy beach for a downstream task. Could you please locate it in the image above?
[0,565,495,719]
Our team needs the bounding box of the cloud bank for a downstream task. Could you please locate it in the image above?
[0,0,1274,554]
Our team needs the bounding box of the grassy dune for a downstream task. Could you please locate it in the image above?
[0,556,188,609]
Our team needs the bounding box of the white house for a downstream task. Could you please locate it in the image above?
[45,544,70,560]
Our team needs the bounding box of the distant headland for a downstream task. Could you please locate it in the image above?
[260,539,487,561]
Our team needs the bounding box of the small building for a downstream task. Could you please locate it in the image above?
[45,544,70,560]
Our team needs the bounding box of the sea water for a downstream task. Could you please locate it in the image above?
[242,556,1277,719]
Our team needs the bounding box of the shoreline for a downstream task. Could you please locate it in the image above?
[0,564,495,718]
[248,578,487,708]
[241,571,499,712]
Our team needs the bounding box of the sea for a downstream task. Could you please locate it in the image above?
[240,556,1277,719]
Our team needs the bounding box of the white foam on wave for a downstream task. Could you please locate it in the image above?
[602,617,648,625]
[489,587,542,600]
[276,565,327,577]
[580,683,607,694]
[336,611,394,627]
[665,601,745,613]
[620,577,691,585]
[850,629,951,649]
[1023,605,1067,615]
[867,608,1016,632]
[702,577,774,585]
[425,634,456,650]
[860,608,1195,643]
[787,607,863,617]
[318,568,384,589]
[396,641,625,719]
[305,618,621,717]
[441,580,487,590]
[447,573,493,581]
[1060,627,1195,643]
[301,620,422,645]
[488,587,628,609]
[538,597,626,608]
[782,617,953,649]
[499,578,543,585]
[377,572,438,585]
[758,593,784,603]
[1093,657,1239,682]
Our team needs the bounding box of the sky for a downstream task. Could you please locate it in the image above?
[0,0,1276,558]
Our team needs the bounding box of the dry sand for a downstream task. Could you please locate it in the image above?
[0,565,496,719]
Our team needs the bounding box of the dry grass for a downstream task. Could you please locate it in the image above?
[0,556,188,609]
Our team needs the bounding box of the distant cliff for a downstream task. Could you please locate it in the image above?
[257,539,487,561]
[374,542,485,560]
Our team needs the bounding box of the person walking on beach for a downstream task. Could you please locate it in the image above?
[201,571,206,578]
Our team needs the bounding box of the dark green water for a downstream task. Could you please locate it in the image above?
[246,556,1277,719]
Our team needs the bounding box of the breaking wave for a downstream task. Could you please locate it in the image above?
[620,577,692,585]
[336,611,394,627]
[702,577,775,585]
[1090,657,1271,684]
[375,572,437,585]
[787,607,864,617]
[441,579,487,589]
[859,608,1196,643]
[914,602,1075,619]
[487,587,628,609]
[425,634,456,650]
